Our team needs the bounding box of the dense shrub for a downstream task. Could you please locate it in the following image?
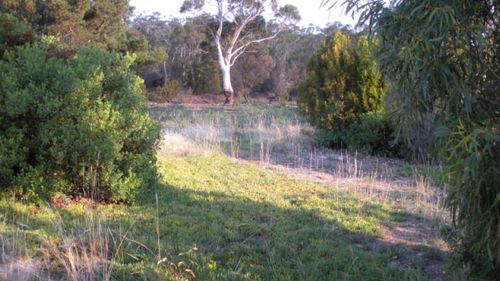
[0,12,34,55]
[0,44,160,203]
[299,31,391,154]
[148,80,178,102]
[313,128,348,149]
[312,112,403,157]
[298,32,386,133]
[345,112,399,157]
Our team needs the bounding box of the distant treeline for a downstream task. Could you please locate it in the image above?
[131,13,357,102]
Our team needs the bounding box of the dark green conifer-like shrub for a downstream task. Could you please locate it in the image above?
[298,32,386,136]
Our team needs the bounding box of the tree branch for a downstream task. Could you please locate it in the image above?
[230,30,282,65]
[226,6,264,58]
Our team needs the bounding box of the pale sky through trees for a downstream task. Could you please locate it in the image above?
[129,0,359,28]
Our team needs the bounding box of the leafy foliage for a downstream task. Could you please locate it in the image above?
[133,15,221,95]
[1,0,132,50]
[298,31,386,142]
[326,0,500,275]
[148,80,179,102]
[0,12,34,55]
[0,0,165,79]
[0,44,160,202]
[233,46,273,101]
[345,112,399,157]
[437,121,499,274]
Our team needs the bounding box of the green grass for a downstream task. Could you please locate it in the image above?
[398,163,444,183]
[1,153,423,280]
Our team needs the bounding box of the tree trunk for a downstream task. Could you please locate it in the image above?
[221,63,234,105]
[215,19,234,105]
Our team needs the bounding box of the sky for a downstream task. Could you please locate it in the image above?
[129,0,359,28]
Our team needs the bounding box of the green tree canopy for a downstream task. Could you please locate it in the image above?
[0,0,133,50]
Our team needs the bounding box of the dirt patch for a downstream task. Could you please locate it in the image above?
[381,219,450,281]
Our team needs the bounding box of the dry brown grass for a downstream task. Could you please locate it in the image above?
[155,104,447,223]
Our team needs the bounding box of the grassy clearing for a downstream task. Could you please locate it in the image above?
[1,104,449,280]
[151,104,311,161]
[1,153,428,281]
[153,104,447,222]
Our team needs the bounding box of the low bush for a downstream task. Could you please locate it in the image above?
[0,43,160,203]
[313,112,402,157]
[278,91,289,106]
[148,79,178,102]
[345,112,400,157]
[314,128,347,149]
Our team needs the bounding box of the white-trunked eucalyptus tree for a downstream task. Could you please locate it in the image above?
[180,0,300,104]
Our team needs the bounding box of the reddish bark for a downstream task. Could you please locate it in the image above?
[224,90,234,105]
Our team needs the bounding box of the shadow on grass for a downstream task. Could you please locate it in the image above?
[0,159,447,281]
[131,181,447,281]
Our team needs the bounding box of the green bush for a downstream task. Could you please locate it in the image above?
[278,91,289,106]
[149,79,178,102]
[345,112,400,157]
[298,32,386,132]
[0,12,33,56]
[314,128,348,149]
[0,44,160,203]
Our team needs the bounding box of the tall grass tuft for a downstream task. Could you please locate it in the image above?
[0,206,127,281]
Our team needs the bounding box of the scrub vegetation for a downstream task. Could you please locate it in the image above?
[0,0,498,280]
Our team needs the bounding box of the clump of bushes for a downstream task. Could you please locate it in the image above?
[344,112,401,157]
[0,43,160,203]
[299,31,401,156]
[298,32,386,133]
[148,79,178,102]
[313,112,402,157]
